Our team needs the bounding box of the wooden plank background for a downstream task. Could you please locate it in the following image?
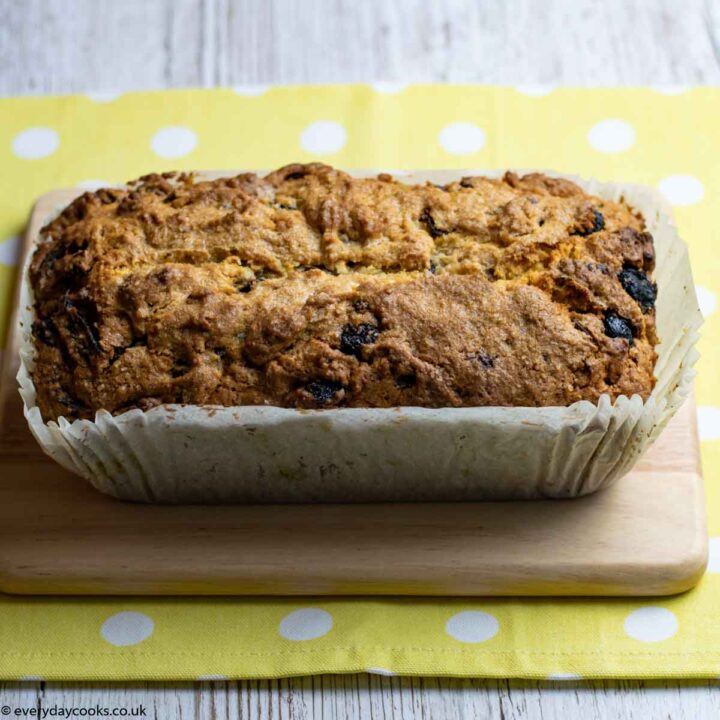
[1,0,719,94]
[1,0,719,717]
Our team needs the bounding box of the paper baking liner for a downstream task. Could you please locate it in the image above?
[16,171,702,502]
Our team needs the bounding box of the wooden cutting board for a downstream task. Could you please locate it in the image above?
[0,190,707,597]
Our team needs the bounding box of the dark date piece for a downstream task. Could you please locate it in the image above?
[603,310,635,345]
[340,323,380,358]
[618,266,657,312]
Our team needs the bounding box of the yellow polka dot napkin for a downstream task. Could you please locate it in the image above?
[0,85,719,681]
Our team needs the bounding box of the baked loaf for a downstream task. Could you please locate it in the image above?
[30,165,658,422]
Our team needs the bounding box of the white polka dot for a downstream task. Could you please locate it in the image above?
[86,91,122,103]
[515,84,556,97]
[651,85,690,96]
[366,667,396,676]
[279,608,333,641]
[12,127,60,160]
[445,610,499,643]
[587,119,636,153]
[232,84,269,97]
[657,175,704,206]
[197,674,228,681]
[707,538,720,573]
[371,82,408,94]
[151,126,197,159]
[299,121,347,155]
[546,673,582,681]
[100,611,154,646]
[698,406,720,441]
[696,286,717,318]
[76,179,110,191]
[623,607,678,642]
[0,235,20,266]
[438,122,486,156]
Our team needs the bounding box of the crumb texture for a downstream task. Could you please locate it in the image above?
[29,164,657,421]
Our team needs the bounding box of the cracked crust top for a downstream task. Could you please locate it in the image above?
[29,164,657,421]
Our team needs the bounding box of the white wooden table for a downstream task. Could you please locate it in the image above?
[1,0,720,717]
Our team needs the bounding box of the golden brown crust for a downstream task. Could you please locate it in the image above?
[29,165,657,421]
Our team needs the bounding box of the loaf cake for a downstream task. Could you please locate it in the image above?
[29,165,658,422]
